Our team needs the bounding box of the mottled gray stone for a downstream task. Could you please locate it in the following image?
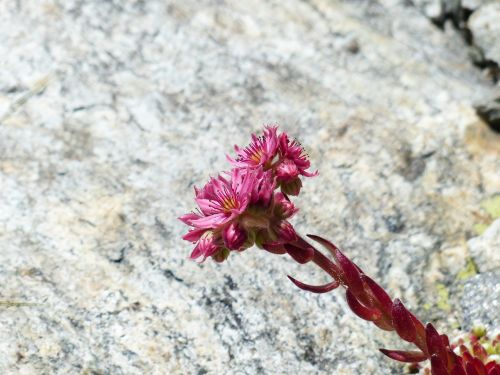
[460,273,500,330]
[0,0,499,374]
[468,219,500,273]
[468,2,500,64]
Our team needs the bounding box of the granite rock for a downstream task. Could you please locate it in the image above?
[460,272,500,331]
[468,219,500,273]
[468,2,500,64]
[0,0,499,374]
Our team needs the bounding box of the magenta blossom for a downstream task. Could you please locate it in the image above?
[228,125,279,169]
[181,125,317,262]
[180,167,291,262]
[278,132,318,179]
[228,126,317,196]
[180,168,256,230]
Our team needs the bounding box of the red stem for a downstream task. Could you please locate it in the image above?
[295,234,429,357]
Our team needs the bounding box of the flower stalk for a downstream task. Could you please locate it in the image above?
[180,126,499,374]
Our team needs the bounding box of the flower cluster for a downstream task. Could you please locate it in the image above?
[179,125,316,262]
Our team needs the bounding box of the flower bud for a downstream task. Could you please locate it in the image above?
[190,231,219,261]
[274,192,298,219]
[212,248,230,263]
[274,220,298,243]
[222,222,247,250]
[276,159,300,182]
[280,177,302,196]
[251,170,275,207]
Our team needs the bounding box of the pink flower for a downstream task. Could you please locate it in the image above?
[228,125,279,169]
[189,231,220,261]
[276,159,300,182]
[181,125,317,262]
[277,132,318,180]
[181,168,279,261]
[188,168,256,229]
[274,192,298,219]
[250,169,275,207]
[223,222,248,250]
[274,220,298,242]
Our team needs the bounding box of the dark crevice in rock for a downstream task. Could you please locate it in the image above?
[425,0,499,83]
[475,98,500,133]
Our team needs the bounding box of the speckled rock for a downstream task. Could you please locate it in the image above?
[460,272,500,330]
[468,2,500,64]
[468,219,500,273]
[0,1,499,374]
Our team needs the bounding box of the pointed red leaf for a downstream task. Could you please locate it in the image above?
[362,275,393,316]
[306,234,340,255]
[287,275,339,293]
[304,234,343,278]
[431,354,448,375]
[441,334,450,348]
[466,362,479,375]
[379,348,427,363]
[373,317,395,331]
[488,367,500,375]
[451,363,467,375]
[426,323,447,363]
[486,362,500,372]
[284,243,314,264]
[345,289,381,321]
[333,247,367,302]
[392,299,417,343]
[410,312,428,354]
[472,341,488,362]
[472,358,487,375]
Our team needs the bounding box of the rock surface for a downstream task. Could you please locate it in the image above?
[468,2,500,65]
[468,219,500,273]
[460,272,500,331]
[0,1,499,374]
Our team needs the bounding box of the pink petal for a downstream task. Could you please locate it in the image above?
[190,213,227,228]
[182,228,207,242]
[178,212,201,225]
[195,198,220,215]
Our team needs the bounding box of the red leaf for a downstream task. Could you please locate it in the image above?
[284,243,314,264]
[431,354,448,375]
[426,323,447,363]
[466,362,479,375]
[441,334,450,348]
[346,289,381,321]
[379,348,427,363]
[410,312,428,354]
[306,234,340,256]
[451,363,466,375]
[304,234,343,278]
[362,275,393,316]
[287,275,339,293]
[334,247,366,301]
[392,299,417,343]
[488,366,500,375]
[486,362,500,372]
[472,358,487,375]
[472,341,488,362]
[373,317,395,331]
